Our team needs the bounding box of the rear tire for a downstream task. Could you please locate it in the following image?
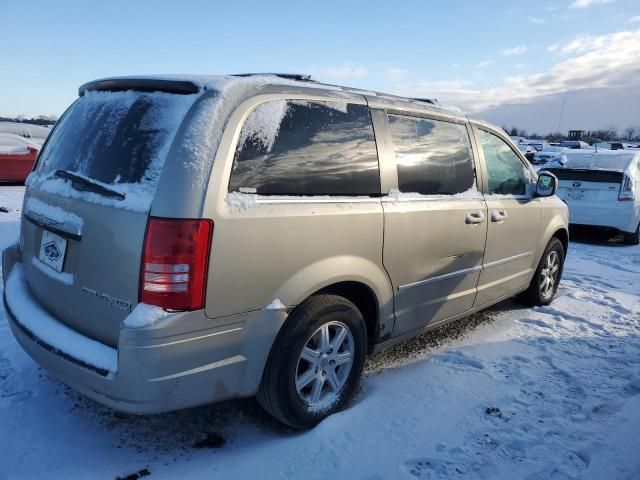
[257,294,367,429]
[516,237,565,307]
[622,224,640,246]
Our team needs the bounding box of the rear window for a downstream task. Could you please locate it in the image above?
[544,168,623,183]
[228,100,380,196]
[387,114,476,195]
[37,90,192,185]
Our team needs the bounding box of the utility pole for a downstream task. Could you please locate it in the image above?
[556,96,566,134]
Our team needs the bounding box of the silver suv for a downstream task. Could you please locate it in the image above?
[2,74,568,429]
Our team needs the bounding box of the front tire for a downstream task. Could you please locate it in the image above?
[257,294,367,429]
[516,237,565,307]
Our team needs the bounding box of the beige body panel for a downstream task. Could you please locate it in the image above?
[474,197,542,307]
[382,196,487,336]
[201,90,396,339]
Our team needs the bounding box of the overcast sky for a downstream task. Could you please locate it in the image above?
[1,0,639,133]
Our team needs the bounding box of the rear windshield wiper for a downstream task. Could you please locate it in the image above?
[54,170,126,200]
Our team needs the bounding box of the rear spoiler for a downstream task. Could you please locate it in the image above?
[79,78,200,96]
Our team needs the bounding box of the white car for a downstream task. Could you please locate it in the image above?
[543,150,640,244]
[560,140,591,149]
[532,146,568,166]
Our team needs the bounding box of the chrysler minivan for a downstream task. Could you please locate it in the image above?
[3,74,568,428]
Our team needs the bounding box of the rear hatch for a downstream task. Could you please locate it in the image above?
[544,168,623,206]
[21,84,198,347]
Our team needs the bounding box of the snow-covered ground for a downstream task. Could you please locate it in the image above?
[1,186,639,480]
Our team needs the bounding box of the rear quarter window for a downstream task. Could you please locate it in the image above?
[229,100,380,196]
[387,114,476,195]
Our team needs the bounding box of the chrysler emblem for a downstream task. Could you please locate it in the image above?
[572,181,582,188]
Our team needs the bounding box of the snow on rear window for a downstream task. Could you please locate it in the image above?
[29,90,197,212]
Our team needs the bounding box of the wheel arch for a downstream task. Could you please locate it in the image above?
[272,255,395,344]
[552,227,569,256]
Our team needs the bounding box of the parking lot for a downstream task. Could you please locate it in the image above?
[1,185,638,479]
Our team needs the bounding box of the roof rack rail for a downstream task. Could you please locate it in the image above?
[410,97,439,105]
[231,73,314,82]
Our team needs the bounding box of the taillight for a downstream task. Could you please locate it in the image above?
[140,217,213,311]
[619,174,635,201]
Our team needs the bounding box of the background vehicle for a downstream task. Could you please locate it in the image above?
[532,146,568,166]
[594,142,626,151]
[525,140,548,151]
[516,143,537,161]
[543,149,640,244]
[560,140,591,149]
[0,144,38,182]
[2,74,569,429]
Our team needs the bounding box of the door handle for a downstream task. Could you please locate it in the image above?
[491,210,508,222]
[465,211,485,224]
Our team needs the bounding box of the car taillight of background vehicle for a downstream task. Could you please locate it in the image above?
[140,218,213,310]
[619,174,635,201]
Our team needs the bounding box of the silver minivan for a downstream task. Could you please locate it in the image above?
[3,74,568,428]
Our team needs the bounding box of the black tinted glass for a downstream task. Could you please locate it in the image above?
[387,115,475,195]
[38,91,187,185]
[229,100,380,195]
[544,169,623,183]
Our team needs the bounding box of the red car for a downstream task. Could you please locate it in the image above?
[0,145,38,183]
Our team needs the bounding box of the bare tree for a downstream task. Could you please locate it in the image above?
[624,127,639,141]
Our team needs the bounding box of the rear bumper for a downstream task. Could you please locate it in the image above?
[3,245,288,414]
[566,202,639,233]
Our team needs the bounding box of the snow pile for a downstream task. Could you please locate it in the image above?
[264,299,286,310]
[4,263,117,372]
[225,191,258,209]
[24,197,83,234]
[123,303,169,328]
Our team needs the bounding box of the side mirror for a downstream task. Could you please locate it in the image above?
[536,172,558,197]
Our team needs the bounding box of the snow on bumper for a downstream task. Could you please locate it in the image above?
[5,263,117,373]
[2,246,288,413]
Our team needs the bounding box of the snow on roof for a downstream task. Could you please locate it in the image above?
[552,149,640,172]
[89,74,466,115]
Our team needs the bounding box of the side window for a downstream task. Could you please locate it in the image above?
[478,130,529,196]
[229,100,380,195]
[387,114,476,195]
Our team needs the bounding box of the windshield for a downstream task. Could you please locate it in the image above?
[37,90,194,185]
